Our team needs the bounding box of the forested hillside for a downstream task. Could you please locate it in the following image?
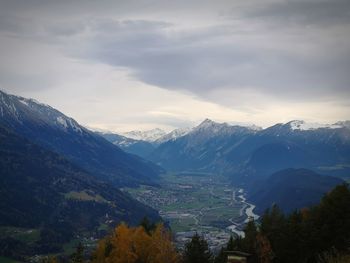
[41,184,350,263]
[0,125,160,260]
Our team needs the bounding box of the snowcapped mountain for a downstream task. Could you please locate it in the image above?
[192,118,255,135]
[148,118,350,182]
[99,127,192,157]
[0,90,162,186]
[0,90,84,133]
[155,127,192,144]
[123,128,167,142]
[288,120,346,131]
[148,119,258,172]
[98,131,156,158]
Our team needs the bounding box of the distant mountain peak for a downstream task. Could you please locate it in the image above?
[123,128,167,142]
[0,90,84,134]
[196,118,227,129]
[334,120,350,129]
[0,90,162,186]
[199,118,217,125]
[287,120,346,131]
[155,127,192,144]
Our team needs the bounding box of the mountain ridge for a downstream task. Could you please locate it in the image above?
[248,168,344,214]
[0,90,162,187]
[146,118,350,182]
[0,124,160,256]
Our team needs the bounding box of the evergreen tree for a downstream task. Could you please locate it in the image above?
[139,216,156,234]
[213,247,226,263]
[243,220,257,254]
[183,233,213,263]
[226,236,235,251]
[70,242,84,263]
[40,256,58,263]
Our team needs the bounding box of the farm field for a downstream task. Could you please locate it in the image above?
[125,173,246,249]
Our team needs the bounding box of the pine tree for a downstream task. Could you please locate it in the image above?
[70,242,84,263]
[226,236,234,251]
[139,216,156,234]
[243,220,257,254]
[183,233,213,263]
[213,247,226,263]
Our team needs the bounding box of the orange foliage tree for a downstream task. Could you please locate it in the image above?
[91,223,179,263]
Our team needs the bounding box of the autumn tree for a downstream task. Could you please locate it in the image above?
[91,223,179,263]
[148,224,179,263]
[256,233,273,263]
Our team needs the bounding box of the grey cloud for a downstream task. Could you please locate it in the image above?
[235,0,350,27]
[72,17,350,104]
[1,0,350,109]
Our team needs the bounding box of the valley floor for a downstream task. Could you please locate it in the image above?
[124,173,259,251]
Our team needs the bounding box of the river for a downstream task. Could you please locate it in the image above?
[226,188,259,237]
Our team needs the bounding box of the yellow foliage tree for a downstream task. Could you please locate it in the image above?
[108,223,138,263]
[148,224,179,263]
[91,223,179,263]
[132,226,152,262]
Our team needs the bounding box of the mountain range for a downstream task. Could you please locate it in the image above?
[122,128,167,142]
[0,90,161,257]
[1,90,349,258]
[132,119,350,183]
[0,90,162,187]
[102,118,350,184]
[98,127,192,158]
[100,118,349,213]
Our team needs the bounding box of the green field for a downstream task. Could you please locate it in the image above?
[125,173,242,234]
[0,226,41,244]
[0,256,20,263]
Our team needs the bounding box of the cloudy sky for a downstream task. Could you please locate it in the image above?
[0,0,349,131]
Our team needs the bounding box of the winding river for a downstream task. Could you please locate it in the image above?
[227,188,259,237]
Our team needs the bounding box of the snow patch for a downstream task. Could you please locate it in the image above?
[289,120,343,131]
[57,116,68,129]
[156,127,192,143]
[18,99,29,106]
[123,128,166,142]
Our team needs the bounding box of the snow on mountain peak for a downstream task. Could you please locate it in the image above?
[198,118,218,127]
[0,90,83,134]
[334,121,350,129]
[123,128,167,142]
[196,119,228,130]
[288,120,345,131]
[155,127,192,143]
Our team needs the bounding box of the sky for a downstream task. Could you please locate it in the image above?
[0,0,349,132]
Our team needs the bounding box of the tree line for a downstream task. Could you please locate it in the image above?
[45,184,350,263]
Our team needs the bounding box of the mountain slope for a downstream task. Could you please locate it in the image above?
[248,168,344,214]
[123,128,166,142]
[98,132,156,158]
[149,119,350,181]
[0,90,161,186]
[233,120,350,178]
[0,125,160,257]
[148,119,259,173]
[154,127,191,144]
